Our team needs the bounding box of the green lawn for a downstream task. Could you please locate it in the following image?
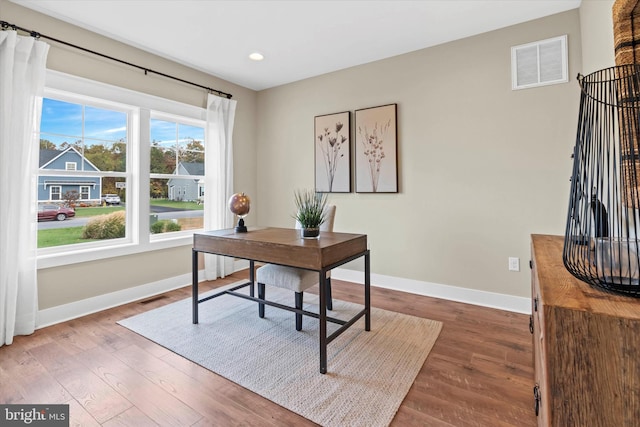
[74,206,125,217]
[37,226,97,248]
[150,199,203,210]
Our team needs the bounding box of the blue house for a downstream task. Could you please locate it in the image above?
[38,147,102,204]
[167,162,204,202]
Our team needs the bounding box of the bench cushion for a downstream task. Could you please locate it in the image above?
[256,264,319,293]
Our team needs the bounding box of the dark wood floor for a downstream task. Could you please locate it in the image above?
[0,270,536,426]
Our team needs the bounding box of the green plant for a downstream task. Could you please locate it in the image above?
[165,221,182,232]
[150,220,165,234]
[293,189,328,229]
[82,211,126,239]
[150,219,182,234]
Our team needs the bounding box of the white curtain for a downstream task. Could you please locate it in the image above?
[203,94,237,280]
[0,31,49,346]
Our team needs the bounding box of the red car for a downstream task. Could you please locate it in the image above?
[38,205,76,221]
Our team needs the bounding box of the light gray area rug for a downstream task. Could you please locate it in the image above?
[118,282,442,427]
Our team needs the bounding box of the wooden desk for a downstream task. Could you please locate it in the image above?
[192,227,370,374]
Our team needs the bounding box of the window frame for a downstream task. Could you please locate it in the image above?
[38,70,207,269]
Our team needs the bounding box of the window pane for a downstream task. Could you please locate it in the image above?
[38,97,128,249]
[150,178,204,234]
[151,119,205,175]
[149,119,205,236]
[40,100,127,172]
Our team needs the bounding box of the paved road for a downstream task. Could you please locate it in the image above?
[38,209,204,230]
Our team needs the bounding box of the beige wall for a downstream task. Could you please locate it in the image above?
[579,0,615,73]
[1,0,258,309]
[256,10,583,299]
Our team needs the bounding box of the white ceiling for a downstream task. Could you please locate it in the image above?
[11,0,581,91]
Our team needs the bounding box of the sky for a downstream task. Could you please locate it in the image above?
[40,97,204,149]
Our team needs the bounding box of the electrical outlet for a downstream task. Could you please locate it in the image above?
[509,257,520,272]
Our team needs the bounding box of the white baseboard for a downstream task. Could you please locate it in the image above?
[332,268,531,314]
[37,273,193,329]
[37,262,530,328]
[37,260,250,329]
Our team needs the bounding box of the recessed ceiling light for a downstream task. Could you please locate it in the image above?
[249,52,264,61]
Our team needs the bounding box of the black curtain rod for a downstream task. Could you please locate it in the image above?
[0,20,233,99]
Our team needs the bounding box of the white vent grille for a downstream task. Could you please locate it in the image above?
[512,35,568,90]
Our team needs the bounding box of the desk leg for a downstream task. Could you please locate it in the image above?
[249,260,255,297]
[192,249,199,324]
[365,250,371,331]
[319,269,327,374]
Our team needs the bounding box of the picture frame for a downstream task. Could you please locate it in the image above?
[314,111,351,193]
[355,103,398,193]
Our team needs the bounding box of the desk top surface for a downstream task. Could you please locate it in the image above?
[194,227,367,270]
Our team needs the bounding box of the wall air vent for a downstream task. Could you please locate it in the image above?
[511,35,568,90]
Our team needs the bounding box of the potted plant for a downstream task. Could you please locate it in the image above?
[293,189,328,238]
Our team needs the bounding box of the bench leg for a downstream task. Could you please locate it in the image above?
[295,292,303,331]
[258,282,265,318]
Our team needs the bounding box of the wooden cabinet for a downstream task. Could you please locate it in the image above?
[530,235,640,426]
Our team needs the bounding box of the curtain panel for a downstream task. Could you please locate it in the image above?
[204,94,237,280]
[0,31,49,346]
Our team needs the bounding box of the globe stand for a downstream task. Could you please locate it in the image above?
[229,192,250,233]
[235,217,247,233]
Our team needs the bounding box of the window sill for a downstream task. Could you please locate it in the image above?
[37,234,193,269]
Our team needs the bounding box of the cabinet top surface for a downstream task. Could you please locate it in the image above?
[531,234,640,319]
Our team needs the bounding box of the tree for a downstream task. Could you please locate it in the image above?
[40,139,57,150]
[180,139,205,164]
[63,190,79,207]
[150,141,173,174]
[60,139,82,151]
[112,140,127,172]
[84,143,113,171]
[150,179,167,198]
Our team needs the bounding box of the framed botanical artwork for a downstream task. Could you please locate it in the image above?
[355,103,398,193]
[314,111,351,193]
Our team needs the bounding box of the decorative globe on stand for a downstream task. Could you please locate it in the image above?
[228,192,251,232]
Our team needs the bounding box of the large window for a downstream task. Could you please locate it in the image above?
[37,71,208,267]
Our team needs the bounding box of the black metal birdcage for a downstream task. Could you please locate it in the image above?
[564,64,640,297]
